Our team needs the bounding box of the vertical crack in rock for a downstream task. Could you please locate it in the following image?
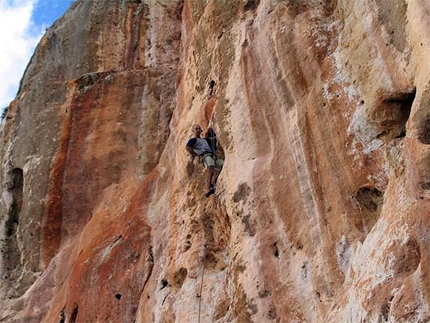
[379,295,394,322]
[2,168,24,287]
[69,304,78,323]
[124,0,146,69]
[40,80,74,267]
[233,286,252,323]
[209,80,216,97]
[59,307,66,323]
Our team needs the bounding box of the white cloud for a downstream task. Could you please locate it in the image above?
[0,0,43,109]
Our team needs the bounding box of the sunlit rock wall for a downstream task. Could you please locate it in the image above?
[0,0,429,322]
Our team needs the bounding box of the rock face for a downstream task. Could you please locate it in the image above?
[0,0,429,322]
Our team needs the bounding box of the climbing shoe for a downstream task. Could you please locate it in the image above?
[205,187,216,198]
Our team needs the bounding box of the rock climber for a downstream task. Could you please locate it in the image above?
[186,123,224,197]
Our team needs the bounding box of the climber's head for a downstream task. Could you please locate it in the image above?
[192,124,203,137]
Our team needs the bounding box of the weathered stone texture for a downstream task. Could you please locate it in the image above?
[0,0,429,322]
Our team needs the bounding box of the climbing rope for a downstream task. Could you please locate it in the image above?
[197,197,216,323]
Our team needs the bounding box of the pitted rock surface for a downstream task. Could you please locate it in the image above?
[0,1,429,322]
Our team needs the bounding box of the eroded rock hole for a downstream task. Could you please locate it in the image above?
[242,214,256,236]
[355,187,384,234]
[233,182,251,203]
[268,306,278,320]
[421,181,430,190]
[115,293,122,300]
[356,187,382,211]
[273,242,280,258]
[160,278,169,290]
[388,238,421,276]
[205,252,218,269]
[244,0,259,10]
[209,80,216,97]
[377,90,415,141]
[183,233,192,252]
[173,268,187,288]
[419,118,430,144]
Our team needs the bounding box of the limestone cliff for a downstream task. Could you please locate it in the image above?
[0,0,429,322]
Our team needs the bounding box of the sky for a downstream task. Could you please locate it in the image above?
[0,0,74,110]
